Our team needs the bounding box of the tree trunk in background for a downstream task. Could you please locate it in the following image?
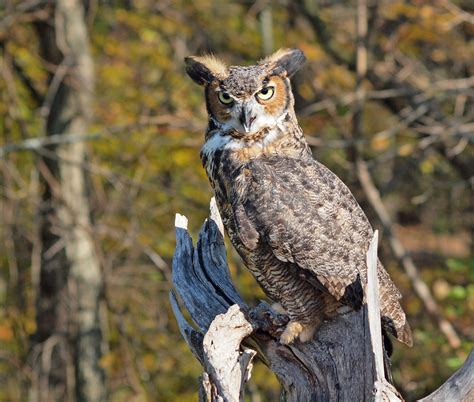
[32,1,106,401]
[259,5,274,56]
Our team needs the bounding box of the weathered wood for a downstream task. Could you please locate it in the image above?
[171,292,256,402]
[367,232,402,402]
[171,199,400,401]
[202,305,256,402]
[367,231,385,383]
[419,349,474,402]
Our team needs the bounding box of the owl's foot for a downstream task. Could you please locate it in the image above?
[280,321,318,344]
[280,321,303,344]
[299,324,317,342]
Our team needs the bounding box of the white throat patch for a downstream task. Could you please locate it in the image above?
[202,113,288,157]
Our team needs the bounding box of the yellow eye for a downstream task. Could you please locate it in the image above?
[218,91,234,105]
[256,86,275,101]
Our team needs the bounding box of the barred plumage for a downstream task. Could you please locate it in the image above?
[186,48,412,346]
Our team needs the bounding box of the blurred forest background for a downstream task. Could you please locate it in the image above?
[0,0,473,401]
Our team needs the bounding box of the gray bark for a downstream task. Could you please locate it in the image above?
[32,1,105,401]
[171,199,402,401]
[419,350,474,402]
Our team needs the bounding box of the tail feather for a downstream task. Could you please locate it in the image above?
[396,320,413,347]
[381,315,413,347]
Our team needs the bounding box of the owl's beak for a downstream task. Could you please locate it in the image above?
[239,105,256,134]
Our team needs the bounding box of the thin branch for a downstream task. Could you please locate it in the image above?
[297,1,473,183]
[0,42,44,105]
[355,159,462,349]
[295,0,354,68]
[444,2,474,27]
[351,0,368,162]
[0,115,203,158]
[0,0,52,40]
[346,0,462,349]
[301,75,474,116]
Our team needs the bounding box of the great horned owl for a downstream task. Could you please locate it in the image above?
[185,48,412,346]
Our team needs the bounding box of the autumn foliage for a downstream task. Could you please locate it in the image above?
[0,1,472,401]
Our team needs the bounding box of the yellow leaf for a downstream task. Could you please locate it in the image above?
[371,136,390,151]
[143,353,155,370]
[419,5,434,20]
[431,49,446,62]
[398,143,414,156]
[99,352,116,370]
[420,159,434,174]
[0,324,13,341]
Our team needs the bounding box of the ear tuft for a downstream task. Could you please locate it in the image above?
[185,55,228,85]
[260,48,306,77]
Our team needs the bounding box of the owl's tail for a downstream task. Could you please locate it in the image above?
[379,273,413,347]
[395,319,413,347]
[382,314,413,347]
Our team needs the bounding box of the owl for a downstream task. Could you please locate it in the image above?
[185,48,412,346]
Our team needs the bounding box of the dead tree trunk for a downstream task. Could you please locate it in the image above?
[31,1,105,401]
[171,199,403,401]
[171,200,474,401]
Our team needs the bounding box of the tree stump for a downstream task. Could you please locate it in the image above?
[170,199,406,401]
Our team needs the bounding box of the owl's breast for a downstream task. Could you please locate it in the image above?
[201,138,259,266]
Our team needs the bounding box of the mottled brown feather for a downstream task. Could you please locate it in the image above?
[193,49,412,346]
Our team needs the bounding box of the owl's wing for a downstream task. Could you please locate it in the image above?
[241,155,400,309]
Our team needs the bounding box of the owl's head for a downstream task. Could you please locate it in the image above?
[185,49,305,136]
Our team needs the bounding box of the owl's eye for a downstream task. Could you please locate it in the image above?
[256,86,275,101]
[218,91,234,105]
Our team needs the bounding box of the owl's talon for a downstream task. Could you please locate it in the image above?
[280,321,318,344]
[280,321,303,344]
[299,324,317,343]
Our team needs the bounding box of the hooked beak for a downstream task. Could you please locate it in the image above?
[239,105,256,134]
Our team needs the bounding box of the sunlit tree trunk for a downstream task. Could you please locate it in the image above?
[31,0,106,401]
[259,5,274,56]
